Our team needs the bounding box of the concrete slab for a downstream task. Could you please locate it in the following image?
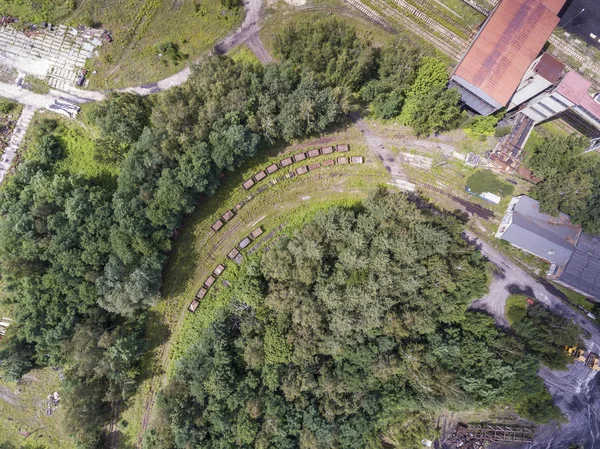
[0,25,103,92]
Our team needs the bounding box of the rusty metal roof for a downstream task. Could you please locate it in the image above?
[534,53,565,83]
[454,0,564,107]
[544,0,566,14]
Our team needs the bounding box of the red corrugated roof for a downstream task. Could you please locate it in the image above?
[454,0,564,107]
[544,0,566,15]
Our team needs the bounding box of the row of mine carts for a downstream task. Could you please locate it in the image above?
[565,346,600,371]
[241,144,355,190]
[211,144,363,235]
[188,226,264,313]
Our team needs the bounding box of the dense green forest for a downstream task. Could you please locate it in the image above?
[0,19,465,447]
[527,134,600,232]
[151,190,564,449]
[0,18,573,448]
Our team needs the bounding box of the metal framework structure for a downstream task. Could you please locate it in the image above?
[585,137,600,153]
[468,423,535,443]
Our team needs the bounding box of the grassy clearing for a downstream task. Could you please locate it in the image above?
[19,112,118,187]
[229,44,261,66]
[54,120,119,185]
[3,0,241,88]
[0,0,74,24]
[65,0,242,89]
[0,368,75,449]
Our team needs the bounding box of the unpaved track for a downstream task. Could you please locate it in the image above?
[350,112,415,191]
[125,0,272,96]
[465,230,600,449]
[0,0,271,102]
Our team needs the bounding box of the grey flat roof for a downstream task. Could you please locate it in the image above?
[501,196,580,265]
[449,75,503,116]
[559,233,600,299]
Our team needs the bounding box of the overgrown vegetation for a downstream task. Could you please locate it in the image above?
[0,19,468,447]
[463,113,503,139]
[466,170,514,197]
[0,0,74,23]
[526,134,600,233]
[155,190,564,449]
[0,18,569,447]
[506,296,582,370]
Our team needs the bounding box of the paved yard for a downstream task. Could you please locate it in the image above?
[0,24,103,92]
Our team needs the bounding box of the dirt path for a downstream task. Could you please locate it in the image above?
[124,0,272,96]
[350,112,415,191]
[465,230,600,449]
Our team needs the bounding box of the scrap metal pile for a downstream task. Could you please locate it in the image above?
[445,422,534,449]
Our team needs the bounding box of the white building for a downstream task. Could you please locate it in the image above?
[507,53,565,111]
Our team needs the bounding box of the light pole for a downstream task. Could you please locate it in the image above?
[562,8,585,28]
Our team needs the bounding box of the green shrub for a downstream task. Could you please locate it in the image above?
[0,99,15,114]
[494,125,511,137]
[466,170,514,196]
[156,41,186,65]
[463,114,502,138]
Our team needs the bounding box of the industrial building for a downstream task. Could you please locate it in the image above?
[449,0,566,115]
[496,196,581,266]
[558,0,600,50]
[557,233,600,299]
[520,70,600,138]
[497,196,600,299]
[507,53,565,110]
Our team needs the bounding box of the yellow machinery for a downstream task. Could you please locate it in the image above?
[586,353,600,371]
[565,346,589,363]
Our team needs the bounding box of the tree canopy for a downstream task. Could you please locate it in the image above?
[0,18,494,447]
[527,134,600,232]
[157,191,564,449]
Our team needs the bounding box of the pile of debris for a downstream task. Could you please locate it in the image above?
[47,100,80,118]
[446,423,486,449]
[45,391,60,416]
[445,422,535,448]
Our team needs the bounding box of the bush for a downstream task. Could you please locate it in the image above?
[372,90,404,119]
[466,170,514,196]
[0,99,15,114]
[221,0,239,9]
[156,42,186,65]
[494,125,511,137]
[463,114,502,138]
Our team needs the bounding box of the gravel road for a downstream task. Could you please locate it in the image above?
[466,231,600,449]
[0,81,104,108]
